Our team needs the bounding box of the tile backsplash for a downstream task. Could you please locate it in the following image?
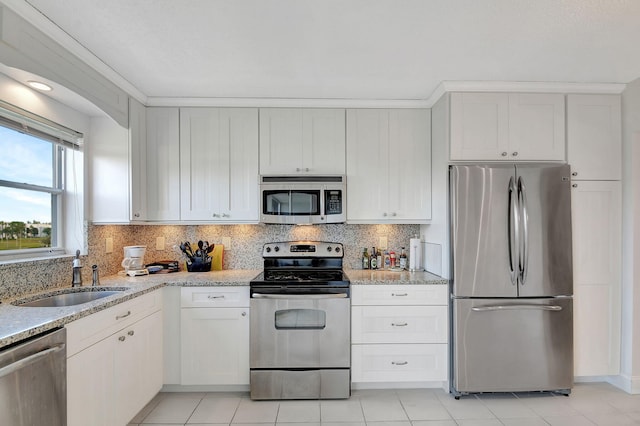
[0,223,420,300]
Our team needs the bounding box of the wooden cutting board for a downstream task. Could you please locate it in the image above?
[211,244,224,270]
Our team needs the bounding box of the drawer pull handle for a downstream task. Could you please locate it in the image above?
[127,330,135,336]
[391,322,408,327]
[208,295,225,299]
[116,311,131,320]
[118,336,126,342]
[392,361,408,366]
[391,293,408,297]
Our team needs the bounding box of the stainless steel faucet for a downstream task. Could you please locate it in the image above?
[72,249,83,287]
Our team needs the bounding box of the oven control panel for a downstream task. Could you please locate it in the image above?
[263,241,343,258]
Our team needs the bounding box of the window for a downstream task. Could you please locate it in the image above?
[0,100,83,256]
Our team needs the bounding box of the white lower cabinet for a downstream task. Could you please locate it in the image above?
[180,287,250,385]
[66,291,163,426]
[351,285,448,385]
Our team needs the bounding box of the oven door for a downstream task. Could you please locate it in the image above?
[250,292,351,369]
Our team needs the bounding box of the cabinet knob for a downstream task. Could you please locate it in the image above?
[127,330,135,336]
[212,213,220,218]
[222,213,230,218]
[512,152,518,157]
[572,184,578,188]
[501,152,508,157]
[134,213,140,218]
[296,167,301,172]
[305,168,310,172]
[382,212,388,217]
[241,311,247,317]
[572,172,578,176]
[391,212,397,217]
[118,336,126,342]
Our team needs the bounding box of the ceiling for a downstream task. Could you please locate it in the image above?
[11,0,640,102]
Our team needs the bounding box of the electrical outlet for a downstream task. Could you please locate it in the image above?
[156,236,165,251]
[222,237,231,250]
[105,237,113,254]
[379,236,388,250]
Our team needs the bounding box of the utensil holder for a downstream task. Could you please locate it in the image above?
[186,259,212,272]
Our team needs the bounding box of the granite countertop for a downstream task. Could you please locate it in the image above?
[0,269,261,349]
[0,268,445,350]
[345,269,448,285]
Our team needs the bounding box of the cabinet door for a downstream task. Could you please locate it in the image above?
[388,109,431,221]
[180,107,223,220]
[115,311,163,426]
[181,307,250,385]
[181,108,259,222]
[571,181,621,376]
[346,109,390,222]
[146,107,180,220]
[450,93,509,160]
[259,108,303,174]
[508,93,565,161]
[67,336,115,426]
[302,108,346,174]
[567,94,621,180]
[221,108,259,221]
[129,97,147,221]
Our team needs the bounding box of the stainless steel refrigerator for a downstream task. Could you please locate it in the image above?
[449,164,573,398]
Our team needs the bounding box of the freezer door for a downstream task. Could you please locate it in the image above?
[516,164,573,297]
[452,298,573,394]
[450,165,517,297]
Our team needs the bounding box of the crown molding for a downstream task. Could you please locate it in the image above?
[146,97,431,109]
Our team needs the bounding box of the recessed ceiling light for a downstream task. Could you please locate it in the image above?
[27,80,53,91]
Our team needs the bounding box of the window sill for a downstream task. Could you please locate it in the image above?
[0,248,72,265]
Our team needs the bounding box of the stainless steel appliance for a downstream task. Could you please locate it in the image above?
[0,328,66,425]
[259,175,346,224]
[449,164,573,397]
[250,241,351,400]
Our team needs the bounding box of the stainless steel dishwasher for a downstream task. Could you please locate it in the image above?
[0,328,66,426]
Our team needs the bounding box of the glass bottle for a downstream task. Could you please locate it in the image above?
[399,247,408,270]
[362,248,369,269]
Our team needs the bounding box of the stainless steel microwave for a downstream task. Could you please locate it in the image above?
[259,175,346,224]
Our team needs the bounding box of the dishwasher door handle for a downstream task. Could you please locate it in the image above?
[252,293,348,299]
[0,343,66,379]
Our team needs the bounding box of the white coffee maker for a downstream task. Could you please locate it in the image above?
[122,245,147,276]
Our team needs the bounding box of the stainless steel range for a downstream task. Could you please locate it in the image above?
[250,241,351,400]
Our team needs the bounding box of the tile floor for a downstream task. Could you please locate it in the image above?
[128,383,640,426]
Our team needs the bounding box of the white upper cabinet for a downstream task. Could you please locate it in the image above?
[145,107,180,221]
[347,109,431,223]
[129,98,147,221]
[567,94,621,180]
[259,108,345,175]
[180,108,259,222]
[450,92,565,161]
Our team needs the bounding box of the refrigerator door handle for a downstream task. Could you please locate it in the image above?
[518,177,529,285]
[472,304,562,312]
[508,176,519,286]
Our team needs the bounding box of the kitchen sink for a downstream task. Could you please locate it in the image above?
[14,288,128,308]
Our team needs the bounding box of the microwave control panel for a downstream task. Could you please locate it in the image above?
[325,190,343,215]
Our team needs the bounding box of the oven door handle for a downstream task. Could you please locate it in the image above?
[252,293,348,299]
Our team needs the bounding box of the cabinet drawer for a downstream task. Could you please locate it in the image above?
[352,344,447,383]
[352,305,447,344]
[351,285,447,306]
[181,286,249,308]
[66,290,162,357]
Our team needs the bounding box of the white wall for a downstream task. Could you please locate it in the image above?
[621,77,640,393]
